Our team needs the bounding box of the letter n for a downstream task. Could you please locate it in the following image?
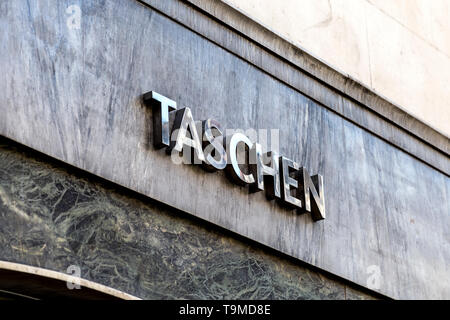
[297,167,326,221]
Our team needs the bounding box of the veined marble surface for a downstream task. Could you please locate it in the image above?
[0,138,376,299]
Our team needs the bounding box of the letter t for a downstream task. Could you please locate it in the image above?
[143,91,177,148]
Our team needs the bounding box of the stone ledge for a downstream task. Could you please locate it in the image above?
[139,0,449,175]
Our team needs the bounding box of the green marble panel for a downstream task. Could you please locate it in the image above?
[0,137,378,299]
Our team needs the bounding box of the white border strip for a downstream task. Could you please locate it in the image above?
[0,261,141,300]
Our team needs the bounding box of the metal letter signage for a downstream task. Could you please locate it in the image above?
[144,91,326,221]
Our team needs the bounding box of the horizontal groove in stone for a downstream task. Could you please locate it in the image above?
[138,0,449,175]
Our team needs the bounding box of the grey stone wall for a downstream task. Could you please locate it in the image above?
[1,0,447,299]
[0,137,377,299]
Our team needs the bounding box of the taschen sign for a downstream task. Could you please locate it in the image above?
[144,91,326,221]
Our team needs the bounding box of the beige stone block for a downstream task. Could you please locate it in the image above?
[366,5,450,136]
[367,0,450,57]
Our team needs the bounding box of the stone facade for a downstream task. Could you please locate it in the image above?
[223,0,450,137]
[0,0,448,299]
[0,138,377,299]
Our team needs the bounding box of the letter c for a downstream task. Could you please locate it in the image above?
[225,133,255,185]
